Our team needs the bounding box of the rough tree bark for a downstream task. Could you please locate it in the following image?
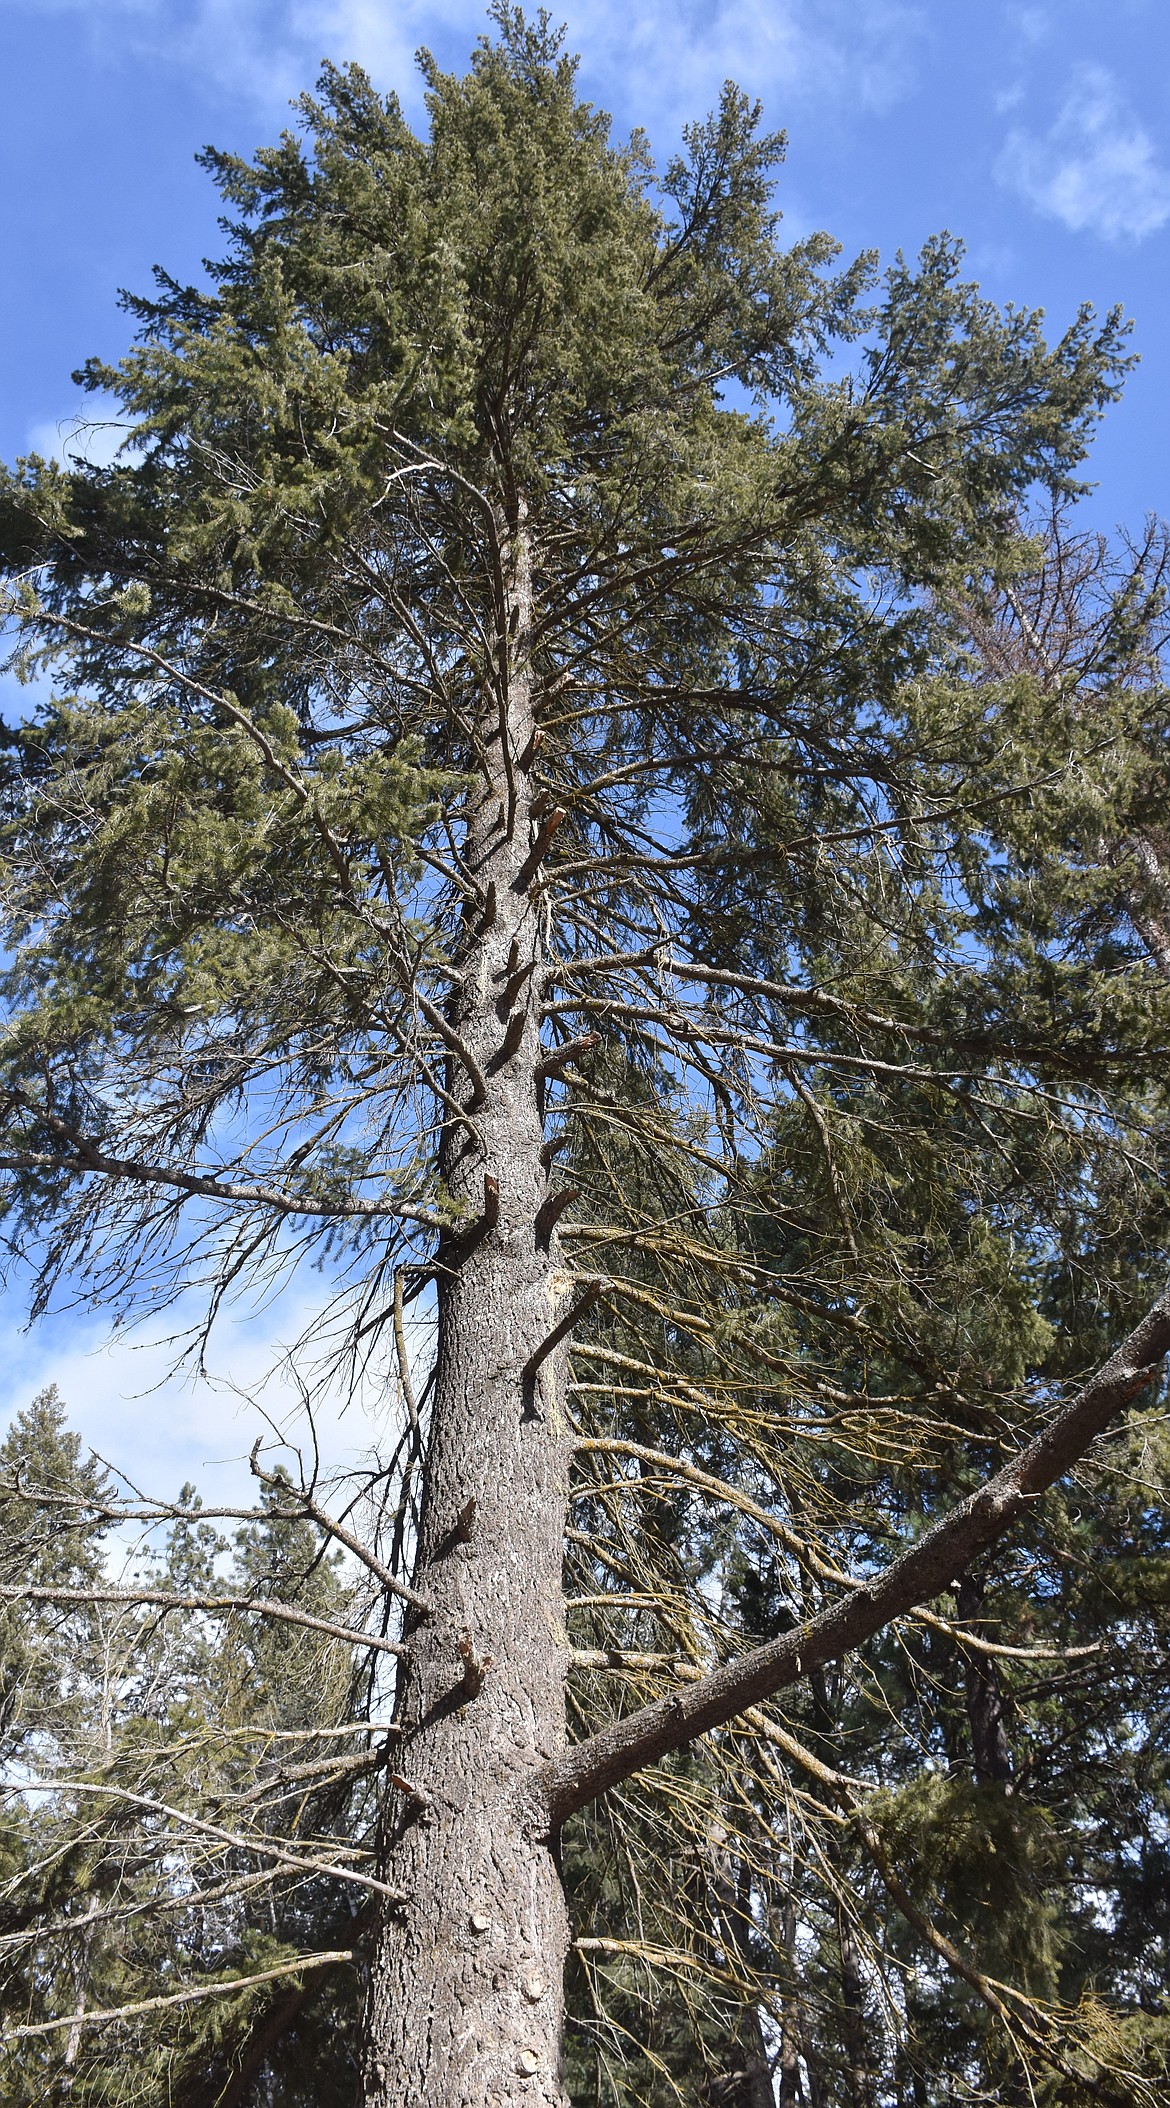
[837,1914,874,2108]
[352,564,1170,2108]
[708,1820,777,2108]
[775,1903,804,2108]
[360,513,573,2108]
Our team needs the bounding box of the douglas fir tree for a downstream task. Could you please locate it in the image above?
[2,12,1170,2103]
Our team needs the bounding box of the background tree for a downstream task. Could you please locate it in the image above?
[0,1400,383,2105]
[2,10,1170,2103]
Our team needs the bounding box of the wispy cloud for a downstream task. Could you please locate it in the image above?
[1007,5,1051,47]
[566,0,926,126]
[998,65,1170,243]
[14,0,432,110]
[0,1282,429,1508]
[26,398,137,469]
[11,0,927,131]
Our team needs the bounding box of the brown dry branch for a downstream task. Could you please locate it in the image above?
[0,1952,355,2045]
[551,1277,1170,1816]
[0,1584,405,1656]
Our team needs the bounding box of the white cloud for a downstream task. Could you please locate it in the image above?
[998,65,1170,243]
[11,0,927,131]
[10,0,450,111]
[564,0,926,125]
[26,398,138,470]
[1009,5,1051,46]
[0,1283,430,1511]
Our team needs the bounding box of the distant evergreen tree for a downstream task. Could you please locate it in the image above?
[0,1406,377,2104]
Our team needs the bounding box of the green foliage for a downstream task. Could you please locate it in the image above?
[1,8,1169,2105]
[871,1774,1063,1990]
[0,1405,372,2106]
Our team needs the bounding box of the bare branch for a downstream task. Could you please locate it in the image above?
[0,1951,354,2044]
[7,1780,404,1900]
[0,1106,440,1228]
[547,1279,1170,1820]
[0,1584,406,1656]
[248,1442,430,1616]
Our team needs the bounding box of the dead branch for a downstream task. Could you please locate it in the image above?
[548,1278,1170,1820]
[0,1951,354,2045]
[0,1584,406,1657]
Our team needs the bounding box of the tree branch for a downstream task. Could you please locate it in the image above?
[0,1584,406,1656]
[546,1278,1170,1822]
[249,1442,430,1616]
[0,1952,354,2045]
[0,1103,442,1229]
[10,1779,403,1900]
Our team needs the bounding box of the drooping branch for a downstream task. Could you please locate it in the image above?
[0,1584,406,1656]
[11,1778,404,1900]
[751,1720,1071,2074]
[0,1108,442,1228]
[547,1276,1170,1821]
[0,1952,355,2045]
[248,1443,431,1615]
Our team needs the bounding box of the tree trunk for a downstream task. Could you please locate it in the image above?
[837,1914,874,2108]
[1124,832,1170,979]
[360,516,573,2108]
[776,1904,803,2106]
[956,1574,1014,1790]
[740,2011,778,2108]
[799,2009,827,2108]
[708,1827,778,2108]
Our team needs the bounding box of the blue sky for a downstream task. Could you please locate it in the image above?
[1,0,1169,1493]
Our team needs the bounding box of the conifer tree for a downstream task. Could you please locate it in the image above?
[0,1418,378,2105]
[2,12,1170,2103]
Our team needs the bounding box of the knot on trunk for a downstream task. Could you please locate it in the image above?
[458,1631,493,1700]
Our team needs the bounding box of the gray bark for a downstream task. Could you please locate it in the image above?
[776,1904,803,2106]
[1127,831,1170,979]
[708,1831,777,2108]
[360,517,573,2108]
[742,2016,779,2108]
[352,508,1170,2100]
